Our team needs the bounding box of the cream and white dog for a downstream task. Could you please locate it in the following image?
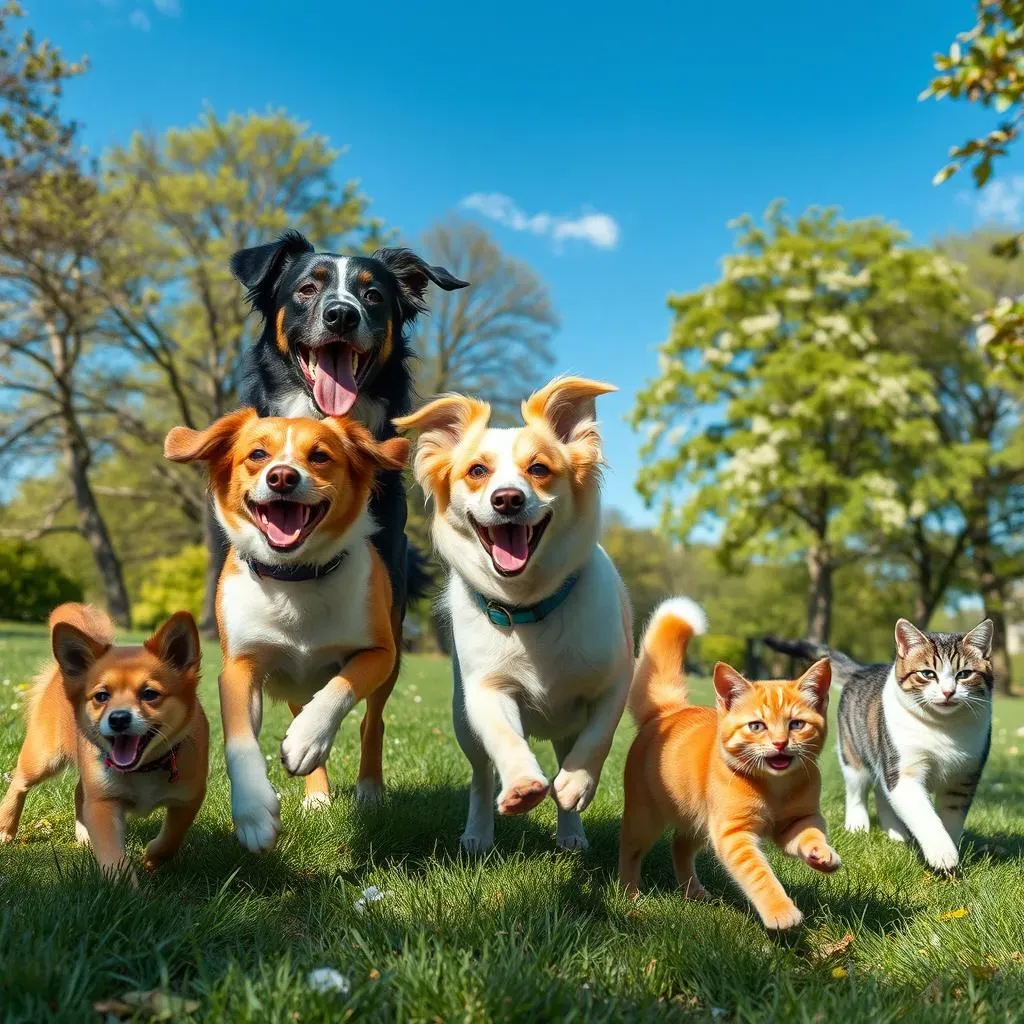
[395,377,633,851]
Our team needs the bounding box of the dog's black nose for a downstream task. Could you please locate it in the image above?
[107,710,132,733]
[267,464,300,494]
[322,301,360,334]
[491,488,525,516]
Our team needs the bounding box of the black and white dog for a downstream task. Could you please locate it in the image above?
[230,230,468,609]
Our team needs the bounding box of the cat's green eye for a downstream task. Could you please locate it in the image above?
[747,721,766,732]
[918,669,937,680]
[789,719,806,730]
[955,670,974,681]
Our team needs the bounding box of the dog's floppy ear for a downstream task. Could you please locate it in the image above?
[230,230,315,313]
[393,395,490,505]
[164,408,257,465]
[53,622,111,695]
[145,611,202,677]
[373,247,470,320]
[328,419,411,477]
[522,376,615,484]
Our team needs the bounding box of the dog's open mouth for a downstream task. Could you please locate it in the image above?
[470,513,552,576]
[246,498,329,552]
[107,730,155,770]
[766,754,794,772]
[298,341,374,417]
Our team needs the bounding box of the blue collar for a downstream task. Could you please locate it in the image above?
[472,573,580,628]
[243,549,347,583]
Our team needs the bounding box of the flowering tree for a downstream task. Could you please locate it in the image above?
[631,204,974,642]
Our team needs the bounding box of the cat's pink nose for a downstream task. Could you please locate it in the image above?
[773,740,787,751]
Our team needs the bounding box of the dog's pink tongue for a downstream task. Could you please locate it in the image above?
[312,344,358,415]
[490,524,530,572]
[262,502,306,547]
[110,734,141,768]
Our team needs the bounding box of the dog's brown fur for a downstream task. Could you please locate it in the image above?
[0,604,208,877]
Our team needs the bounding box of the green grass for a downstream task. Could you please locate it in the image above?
[2,621,1024,1022]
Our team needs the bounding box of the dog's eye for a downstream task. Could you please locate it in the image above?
[248,448,269,462]
[297,282,318,299]
[467,463,489,480]
[92,691,110,704]
[364,287,382,305]
[789,719,806,731]
[308,449,331,465]
[747,721,766,732]
[141,687,161,702]
[527,462,550,478]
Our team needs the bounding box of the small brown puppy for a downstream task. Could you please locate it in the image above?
[0,603,208,876]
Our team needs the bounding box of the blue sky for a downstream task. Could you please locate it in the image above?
[33,0,1016,523]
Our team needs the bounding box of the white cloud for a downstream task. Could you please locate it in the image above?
[153,0,182,14]
[460,193,620,250]
[966,175,1024,225]
[129,8,151,30]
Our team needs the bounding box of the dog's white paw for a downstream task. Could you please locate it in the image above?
[885,827,907,843]
[302,791,331,811]
[0,830,14,845]
[74,821,91,845]
[281,710,338,777]
[355,778,383,805]
[232,777,281,853]
[556,829,589,852]
[552,768,596,813]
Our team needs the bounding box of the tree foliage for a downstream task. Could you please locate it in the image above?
[631,204,972,641]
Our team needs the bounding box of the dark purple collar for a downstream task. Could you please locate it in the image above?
[242,549,348,583]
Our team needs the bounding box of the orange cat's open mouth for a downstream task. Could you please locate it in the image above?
[766,754,793,772]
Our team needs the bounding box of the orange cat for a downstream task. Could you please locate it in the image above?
[619,598,839,930]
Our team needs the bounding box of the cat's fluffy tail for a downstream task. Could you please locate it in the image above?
[762,635,862,688]
[629,597,707,726]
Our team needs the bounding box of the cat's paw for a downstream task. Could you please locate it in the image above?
[497,776,549,815]
[803,842,842,873]
[923,842,960,875]
[760,900,804,931]
[552,768,596,813]
[460,827,495,854]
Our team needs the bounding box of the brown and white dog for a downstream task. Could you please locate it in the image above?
[394,377,633,852]
[0,603,208,877]
[164,409,408,853]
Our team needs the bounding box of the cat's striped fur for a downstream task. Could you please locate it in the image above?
[770,619,993,873]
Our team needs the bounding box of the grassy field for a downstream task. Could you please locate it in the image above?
[2,621,1024,1022]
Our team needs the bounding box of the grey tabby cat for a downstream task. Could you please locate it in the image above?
[765,618,994,873]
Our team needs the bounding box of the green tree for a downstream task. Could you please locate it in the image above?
[925,0,1024,367]
[631,204,968,643]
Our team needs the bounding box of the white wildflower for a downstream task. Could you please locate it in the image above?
[783,286,811,302]
[354,885,387,913]
[413,695,422,704]
[703,347,731,366]
[307,968,351,996]
[739,311,781,335]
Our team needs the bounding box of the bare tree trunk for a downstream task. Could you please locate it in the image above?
[805,544,832,644]
[62,427,132,628]
[975,547,1012,695]
[199,499,228,638]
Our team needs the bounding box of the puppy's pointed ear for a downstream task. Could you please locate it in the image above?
[894,618,929,659]
[331,419,411,476]
[230,230,315,313]
[164,408,256,465]
[798,658,831,710]
[53,623,110,695]
[145,611,201,676]
[373,247,470,320]
[522,376,615,483]
[713,662,752,710]
[964,618,994,659]
[393,395,490,507]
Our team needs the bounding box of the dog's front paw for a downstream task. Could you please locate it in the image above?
[552,767,596,813]
[802,841,842,874]
[280,711,338,777]
[497,776,549,816]
[232,777,280,854]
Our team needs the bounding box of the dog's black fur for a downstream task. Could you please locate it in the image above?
[231,231,469,608]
